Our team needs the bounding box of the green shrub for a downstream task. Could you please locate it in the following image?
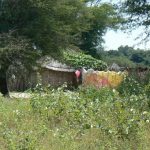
[117,76,144,96]
[145,81,150,98]
[63,51,107,70]
[30,86,150,141]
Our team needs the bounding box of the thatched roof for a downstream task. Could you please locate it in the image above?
[38,56,75,72]
[109,63,121,71]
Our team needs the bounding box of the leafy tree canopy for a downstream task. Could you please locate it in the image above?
[79,2,123,57]
[100,45,150,68]
[0,0,92,55]
[121,0,150,41]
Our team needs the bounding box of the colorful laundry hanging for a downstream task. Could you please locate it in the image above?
[82,69,126,88]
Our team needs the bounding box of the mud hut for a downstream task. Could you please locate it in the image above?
[39,57,76,87]
[109,63,121,72]
[108,63,126,72]
[7,57,77,91]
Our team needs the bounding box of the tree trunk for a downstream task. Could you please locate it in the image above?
[0,71,9,96]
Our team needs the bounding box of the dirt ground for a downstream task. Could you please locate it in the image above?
[10,92,32,99]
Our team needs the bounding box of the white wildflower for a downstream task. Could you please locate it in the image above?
[108,130,113,134]
[130,108,134,112]
[143,111,148,115]
[112,89,116,93]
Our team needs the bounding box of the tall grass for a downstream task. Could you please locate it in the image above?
[0,78,150,150]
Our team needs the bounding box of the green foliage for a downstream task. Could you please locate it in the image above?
[0,0,91,54]
[79,3,122,57]
[19,85,150,149]
[120,0,150,41]
[105,56,136,68]
[0,34,39,71]
[117,76,144,97]
[1,83,150,149]
[0,97,48,150]
[122,0,150,25]
[63,51,107,70]
[100,45,150,68]
[145,81,150,98]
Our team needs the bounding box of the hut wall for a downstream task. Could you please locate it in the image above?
[7,68,77,91]
[41,69,77,87]
[7,71,38,92]
[127,68,150,81]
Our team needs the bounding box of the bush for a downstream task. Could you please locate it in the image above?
[30,86,150,140]
[117,76,144,96]
[63,51,107,70]
[145,81,150,98]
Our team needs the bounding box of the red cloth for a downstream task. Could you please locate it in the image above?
[75,70,81,78]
